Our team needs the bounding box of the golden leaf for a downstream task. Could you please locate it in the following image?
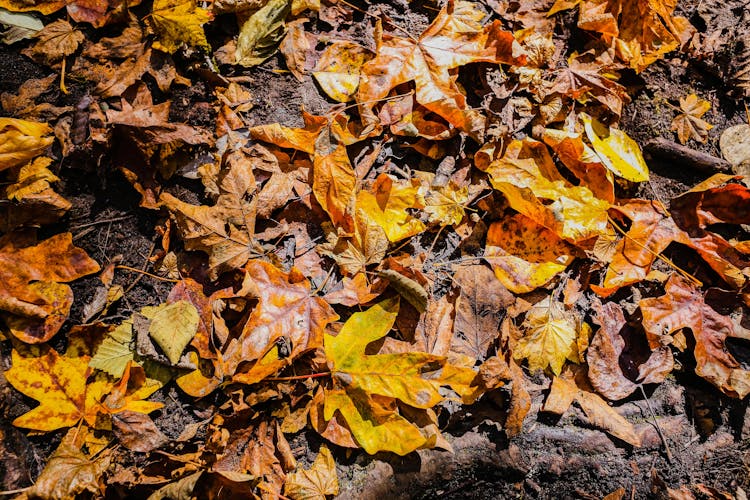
[150,0,210,54]
[0,117,53,170]
[284,446,339,500]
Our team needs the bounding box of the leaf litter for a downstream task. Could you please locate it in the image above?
[0,0,749,498]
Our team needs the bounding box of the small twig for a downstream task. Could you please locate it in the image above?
[0,487,30,496]
[124,242,158,294]
[116,265,179,283]
[639,384,674,464]
[644,137,731,174]
[70,214,134,231]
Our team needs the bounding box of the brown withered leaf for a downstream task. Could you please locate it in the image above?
[26,429,111,500]
[224,260,338,385]
[161,150,262,279]
[543,367,641,446]
[22,19,83,65]
[0,232,99,343]
[112,410,168,453]
[588,300,673,400]
[358,0,526,140]
[671,94,713,144]
[452,265,514,361]
[640,274,750,398]
[0,75,70,120]
[414,293,455,356]
[279,18,315,81]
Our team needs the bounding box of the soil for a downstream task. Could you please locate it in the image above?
[1,0,749,498]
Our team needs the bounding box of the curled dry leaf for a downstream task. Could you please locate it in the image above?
[0,117,53,170]
[543,368,641,446]
[639,274,750,398]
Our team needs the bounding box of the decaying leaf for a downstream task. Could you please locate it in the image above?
[27,429,111,500]
[670,94,713,144]
[543,368,641,446]
[640,274,750,398]
[235,0,290,67]
[23,19,83,64]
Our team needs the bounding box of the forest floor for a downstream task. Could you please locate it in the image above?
[1,0,750,499]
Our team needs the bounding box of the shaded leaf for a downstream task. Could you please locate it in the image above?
[235,0,290,67]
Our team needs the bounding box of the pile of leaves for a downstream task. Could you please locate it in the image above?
[0,0,748,498]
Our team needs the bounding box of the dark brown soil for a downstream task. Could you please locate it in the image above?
[1,0,750,498]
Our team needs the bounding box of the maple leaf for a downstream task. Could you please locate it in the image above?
[670,93,713,144]
[513,296,587,375]
[0,232,99,343]
[356,173,425,243]
[587,300,673,400]
[552,0,693,72]
[548,51,629,116]
[235,0,290,67]
[26,429,111,500]
[594,199,750,296]
[5,344,112,431]
[313,40,373,102]
[418,179,469,226]
[486,138,610,242]
[225,260,338,385]
[357,0,526,140]
[149,0,210,54]
[639,274,750,398]
[485,214,577,294]
[543,367,641,446]
[322,297,478,455]
[0,117,53,170]
[318,208,389,276]
[283,445,339,500]
[161,150,262,279]
[452,265,514,361]
[22,19,83,65]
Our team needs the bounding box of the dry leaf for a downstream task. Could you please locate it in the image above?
[670,94,713,144]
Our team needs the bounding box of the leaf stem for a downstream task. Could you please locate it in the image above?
[265,372,331,382]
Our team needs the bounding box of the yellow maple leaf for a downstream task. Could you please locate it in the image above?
[513,296,586,375]
[149,0,210,54]
[322,297,478,455]
[418,180,469,226]
[284,445,339,499]
[357,174,425,243]
[5,344,113,431]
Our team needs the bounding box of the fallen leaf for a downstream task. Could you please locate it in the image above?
[358,0,526,140]
[284,445,339,500]
[639,274,750,398]
[485,214,577,294]
[543,368,641,446]
[0,7,42,44]
[581,113,649,182]
[0,232,99,343]
[452,265,514,361]
[280,19,314,81]
[235,0,290,67]
[513,296,584,375]
[22,19,83,65]
[418,180,469,226]
[89,320,133,378]
[313,40,372,102]
[226,260,338,384]
[112,410,169,452]
[0,117,53,170]
[149,0,210,54]
[5,344,111,431]
[27,429,111,500]
[671,94,713,144]
[148,472,202,500]
[357,173,425,243]
[141,301,200,365]
[486,138,610,242]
